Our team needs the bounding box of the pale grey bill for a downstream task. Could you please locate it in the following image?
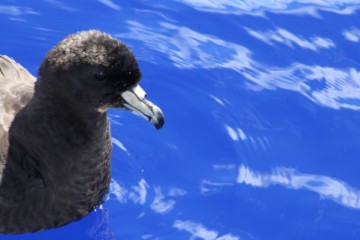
[121,84,164,129]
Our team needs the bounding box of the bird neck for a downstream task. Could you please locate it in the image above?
[0,90,112,233]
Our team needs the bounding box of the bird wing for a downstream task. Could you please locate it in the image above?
[0,55,35,163]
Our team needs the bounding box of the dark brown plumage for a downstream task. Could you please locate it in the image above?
[0,30,164,234]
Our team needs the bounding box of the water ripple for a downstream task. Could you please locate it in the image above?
[173,0,360,15]
[343,27,360,42]
[245,27,335,51]
[97,0,121,11]
[237,165,360,210]
[43,0,77,11]
[202,164,360,210]
[245,64,360,110]
[173,220,240,240]
[0,5,39,16]
[110,179,187,215]
[119,17,360,110]
[117,20,253,70]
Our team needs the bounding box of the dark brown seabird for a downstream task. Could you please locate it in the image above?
[0,30,164,234]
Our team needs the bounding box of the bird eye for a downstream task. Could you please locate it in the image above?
[95,70,106,81]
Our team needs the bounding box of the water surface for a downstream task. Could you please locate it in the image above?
[1,1,360,239]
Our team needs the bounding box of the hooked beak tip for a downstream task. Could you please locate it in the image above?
[151,107,165,129]
[154,117,164,129]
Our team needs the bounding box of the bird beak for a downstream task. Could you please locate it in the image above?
[121,85,164,129]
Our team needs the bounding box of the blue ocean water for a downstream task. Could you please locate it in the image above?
[1,1,360,239]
